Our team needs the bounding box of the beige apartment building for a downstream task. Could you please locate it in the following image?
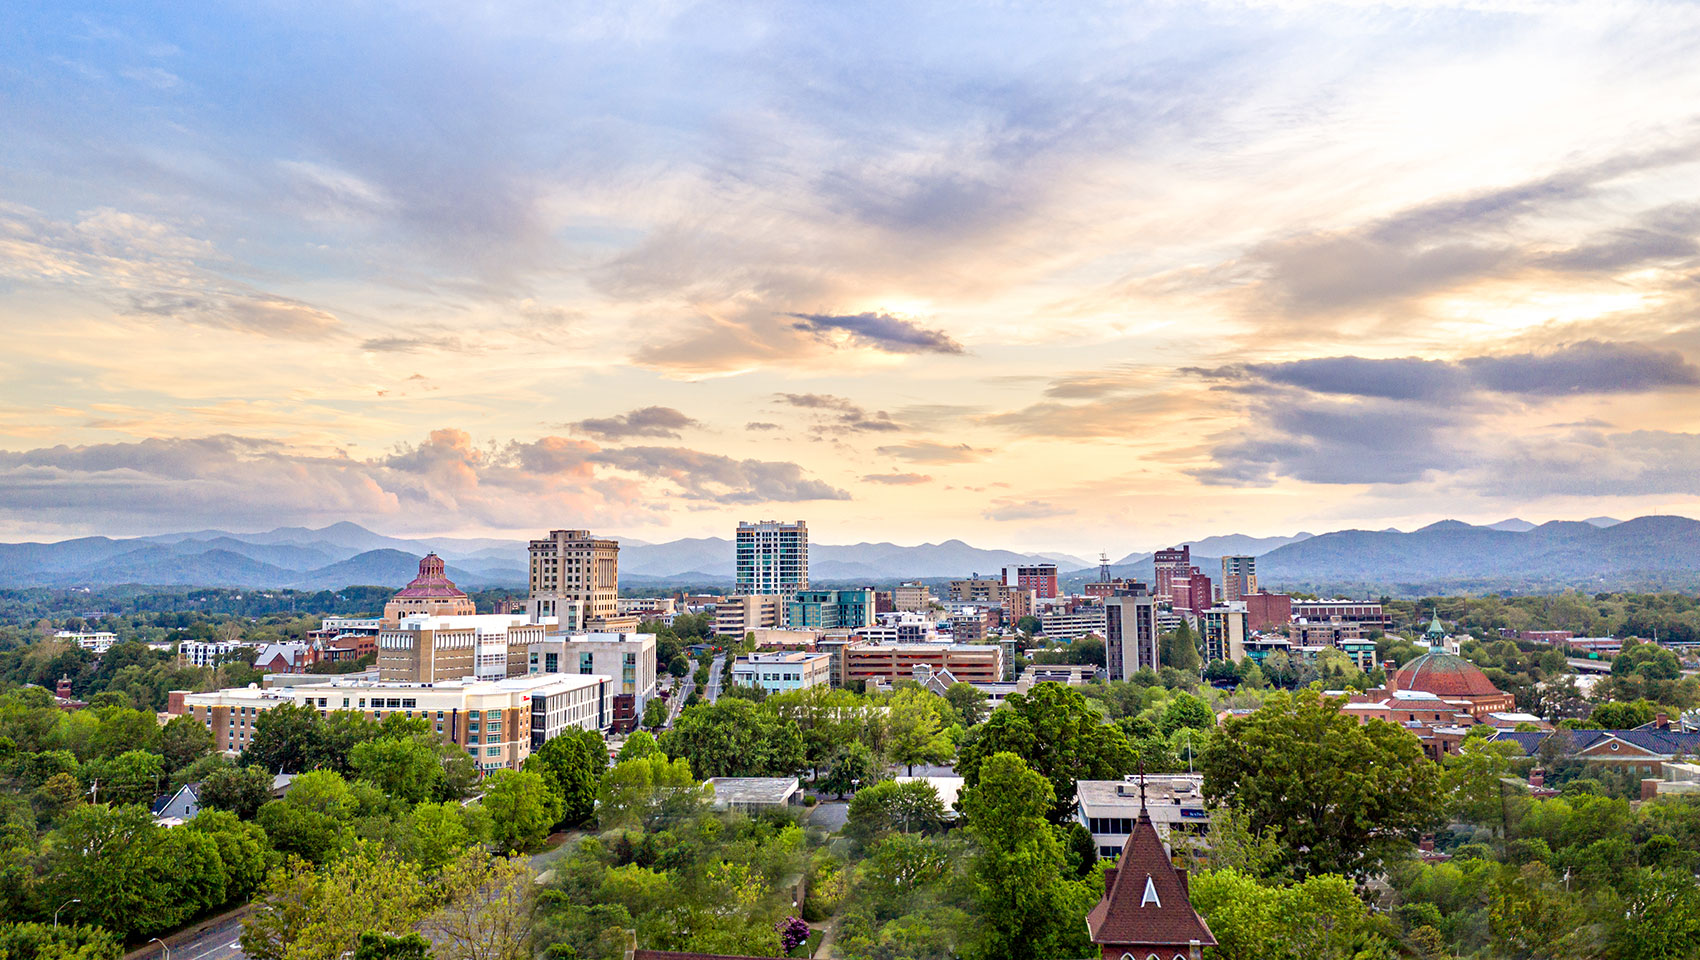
[377,613,550,683]
[180,673,611,772]
[844,642,1005,686]
[528,529,621,626]
[715,594,782,637]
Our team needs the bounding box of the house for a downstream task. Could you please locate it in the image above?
[150,783,201,825]
[253,642,312,674]
[1491,728,1700,777]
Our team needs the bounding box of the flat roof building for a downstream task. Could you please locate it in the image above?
[845,642,1004,686]
[732,651,833,693]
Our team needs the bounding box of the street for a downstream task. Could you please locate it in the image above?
[128,911,246,960]
[705,652,726,701]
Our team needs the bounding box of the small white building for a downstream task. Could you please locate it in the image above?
[1076,776,1211,858]
[731,651,832,693]
[706,777,801,812]
[57,631,119,654]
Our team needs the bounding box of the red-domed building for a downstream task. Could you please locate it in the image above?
[1386,650,1514,719]
[383,553,476,622]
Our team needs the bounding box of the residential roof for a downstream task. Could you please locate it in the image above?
[1086,808,1217,948]
[1492,729,1700,757]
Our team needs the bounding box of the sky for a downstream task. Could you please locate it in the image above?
[3,0,1700,554]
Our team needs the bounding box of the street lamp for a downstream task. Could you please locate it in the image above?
[150,938,170,960]
[54,898,80,928]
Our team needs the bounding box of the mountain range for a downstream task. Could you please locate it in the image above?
[0,515,1692,596]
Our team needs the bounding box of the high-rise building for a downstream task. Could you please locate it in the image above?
[735,520,809,597]
[893,581,934,612]
[1003,563,1058,599]
[1104,587,1158,680]
[786,588,875,630]
[1170,568,1214,615]
[1152,546,1191,602]
[384,554,477,623]
[1199,605,1248,664]
[527,530,621,627]
[1220,556,1257,602]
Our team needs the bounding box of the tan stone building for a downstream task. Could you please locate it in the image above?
[528,529,621,627]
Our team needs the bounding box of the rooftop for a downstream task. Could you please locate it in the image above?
[706,777,801,806]
[1077,776,1205,811]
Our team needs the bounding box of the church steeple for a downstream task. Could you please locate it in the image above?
[1086,778,1217,960]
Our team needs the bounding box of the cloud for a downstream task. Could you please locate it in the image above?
[588,446,850,503]
[1192,341,1700,401]
[980,391,1183,438]
[0,428,851,534]
[571,406,701,440]
[745,422,781,431]
[1464,429,1700,497]
[360,335,464,353]
[875,441,988,464]
[775,393,904,432]
[787,312,964,355]
[1191,397,1466,487]
[861,472,932,485]
[983,499,1073,522]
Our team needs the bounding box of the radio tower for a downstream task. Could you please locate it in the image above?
[1099,551,1112,583]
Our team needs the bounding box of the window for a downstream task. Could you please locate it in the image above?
[486,746,501,757]
[402,699,416,709]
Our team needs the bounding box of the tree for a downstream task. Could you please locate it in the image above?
[350,733,445,804]
[1202,689,1442,879]
[160,714,216,771]
[242,844,431,960]
[199,764,277,820]
[1442,737,1527,827]
[354,933,434,960]
[944,683,990,726]
[424,850,538,960]
[0,923,122,960]
[524,729,606,827]
[885,688,953,775]
[958,752,1096,960]
[401,800,492,873]
[43,805,188,940]
[1614,868,1700,960]
[619,730,659,761]
[187,809,271,903]
[482,770,562,854]
[597,752,710,830]
[668,655,690,678]
[642,698,669,731]
[846,779,948,842]
[1159,690,1215,735]
[85,749,163,806]
[819,741,881,799]
[1161,621,1202,673]
[658,699,803,779]
[956,683,1135,822]
[1189,868,1397,960]
[1588,699,1659,729]
[243,703,328,774]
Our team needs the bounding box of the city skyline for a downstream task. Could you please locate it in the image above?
[5,1,1700,550]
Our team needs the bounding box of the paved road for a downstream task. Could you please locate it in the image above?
[705,653,726,702]
[129,911,246,960]
[809,801,849,832]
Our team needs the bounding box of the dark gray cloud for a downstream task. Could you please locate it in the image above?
[875,441,988,464]
[787,312,964,355]
[1192,341,1700,401]
[861,472,932,485]
[588,446,849,503]
[572,406,701,440]
[127,291,341,340]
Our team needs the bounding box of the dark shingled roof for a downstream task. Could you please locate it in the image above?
[1087,808,1216,948]
[1492,729,1700,756]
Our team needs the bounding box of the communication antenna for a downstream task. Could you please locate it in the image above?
[1099,552,1112,584]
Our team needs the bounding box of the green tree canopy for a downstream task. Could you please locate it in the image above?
[956,683,1135,822]
[1202,689,1442,879]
